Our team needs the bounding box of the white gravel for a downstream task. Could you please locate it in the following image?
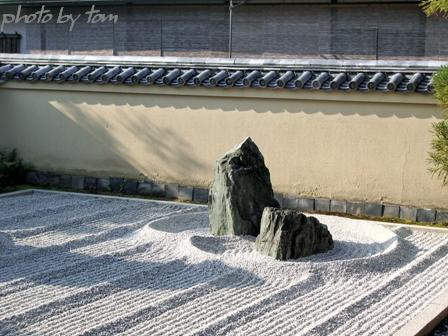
[0,191,447,336]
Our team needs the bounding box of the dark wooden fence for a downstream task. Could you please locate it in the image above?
[0,33,21,53]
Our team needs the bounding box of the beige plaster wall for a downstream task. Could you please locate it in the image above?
[0,82,446,209]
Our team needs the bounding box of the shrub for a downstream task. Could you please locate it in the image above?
[0,149,32,189]
[429,66,448,185]
[421,0,448,16]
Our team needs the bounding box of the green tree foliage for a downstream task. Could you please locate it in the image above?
[421,0,448,16]
[429,67,448,184]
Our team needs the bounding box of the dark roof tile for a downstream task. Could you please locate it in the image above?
[0,61,436,94]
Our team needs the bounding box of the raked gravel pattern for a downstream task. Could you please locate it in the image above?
[0,191,447,336]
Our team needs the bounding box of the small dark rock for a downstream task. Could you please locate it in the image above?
[297,198,315,212]
[59,175,72,189]
[282,197,299,210]
[35,172,59,187]
[208,137,279,236]
[123,180,138,194]
[416,208,436,222]
[436,210,448,223]
[256,207,334,260]
[400,206,417,221]
[25,171,40,185]
[71,176,85,190]
[97,178,110,192]
[330,200,347,214]
[274,193,284,208]
[179,186,193,201]
[110,178,124,193]
[365,203,383,217]
[137,182,152,195]
[165,183,179,199]
[346,201,365,216]
[193,188,209,203]
[383,204,400,218]
[315,198,331,213]
[84,177,98,191]
[151,182,165,197]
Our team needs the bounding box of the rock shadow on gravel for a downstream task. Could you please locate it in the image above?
[0,242,263,291]
[189,234,399,263]
[190,235,256,255]
[148,211,209,233]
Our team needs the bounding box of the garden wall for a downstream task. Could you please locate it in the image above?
[0,81,446,209]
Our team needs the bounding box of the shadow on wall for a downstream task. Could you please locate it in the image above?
[46,95,205,182]
[51,89,440,120]
[37,88,440,185]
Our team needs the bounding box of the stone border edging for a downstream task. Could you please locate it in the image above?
[23,171,448,224]
[0,189,33,198]
[26,188,207,208]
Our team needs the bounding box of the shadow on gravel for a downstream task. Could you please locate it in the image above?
[0,243,263,335]
[0,241,261,289]
[148,211,209,233]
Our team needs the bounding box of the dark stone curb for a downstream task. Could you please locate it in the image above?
[25,171,448,223]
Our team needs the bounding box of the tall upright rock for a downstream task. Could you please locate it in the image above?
[208,137,279,236]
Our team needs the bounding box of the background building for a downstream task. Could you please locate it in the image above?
[0,0,447,60]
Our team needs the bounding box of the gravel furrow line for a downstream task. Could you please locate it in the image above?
[189,275,322,336]
[237,280,363,336]
[0,206,198,286]
[0,252,188,335]
[23,263,235,336]
[0,198,124,231]
[333,244,448,336]
[0,192,84,214]
[0,248,200,334]
[265,236,448,336]
[0,236,140,285]
[0,243,169,318]
[152,277,296,336]
[238,281,363,336]
[373,273,448,336]
[0,242,154,298]
[75,271,253,336]
[9,201,158,240]
[252,233,446,336]
[191,233,444,336]
[0,192,56,208]
[258,235,448,336]
[0,206,192,268]
[143,277,269,336]
[0,194,92,220]
[299,239,448,336]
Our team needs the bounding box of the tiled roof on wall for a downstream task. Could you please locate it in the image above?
[0,55,442,94]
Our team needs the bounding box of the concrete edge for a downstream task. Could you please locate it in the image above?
[29,188,208,208]
[393,287,448,336]
[380,221,448,233]
[0,189,34,198]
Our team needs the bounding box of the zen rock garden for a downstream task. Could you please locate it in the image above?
[208,137,334,260]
